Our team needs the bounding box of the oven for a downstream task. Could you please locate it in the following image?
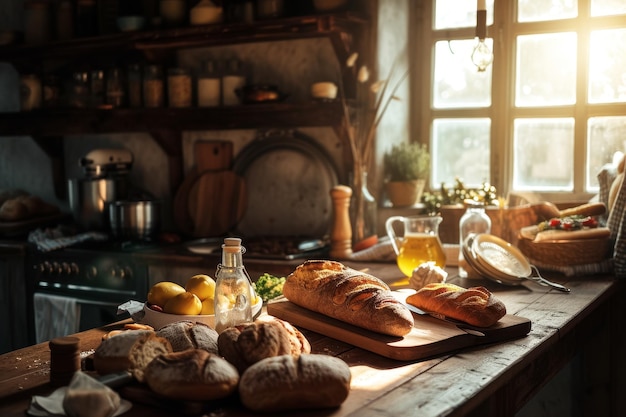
[26,243,149,344]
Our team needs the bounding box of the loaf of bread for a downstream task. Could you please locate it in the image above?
[406,283,506,327]
[283,260,414,336]
[92,330,172,382]
[218,316,310,373]
[239,354,351,412]
[0,192,59,221]
[156,321,219,354]
[144,349,239,401]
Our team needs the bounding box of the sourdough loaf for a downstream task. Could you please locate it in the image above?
[239,354,351,412]
[217,316,310,373]
[92,330,172,382]
[144,349,239,401]
[156,321,219,354]
[405,283,506,327]
[283,260,414,336]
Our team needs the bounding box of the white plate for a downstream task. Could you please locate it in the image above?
[472,234,532,280]
[141,299,262,330]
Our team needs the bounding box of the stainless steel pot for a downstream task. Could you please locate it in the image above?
[68,177,128,231]
[109,200,161,241]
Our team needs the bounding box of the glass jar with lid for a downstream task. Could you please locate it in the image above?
[458,201,492,278]
[167,67,192,108]
[197,60,221,107]
[143,65,164,108]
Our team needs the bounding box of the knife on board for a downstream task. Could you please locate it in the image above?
[402,301,486,337]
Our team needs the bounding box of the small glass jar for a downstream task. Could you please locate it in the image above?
[127,63,142,108]
[69,71,90,108]
[197,60,221,107]
[90,69,104,107]
[167,67,192,108]
[143,65,164,108]
[222,59,246,106]
[458,202,492,278]
[105,67,125,108]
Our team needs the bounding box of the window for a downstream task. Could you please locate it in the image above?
[415,0,626,201]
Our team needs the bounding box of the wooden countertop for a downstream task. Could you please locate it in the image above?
[1,263,625,417]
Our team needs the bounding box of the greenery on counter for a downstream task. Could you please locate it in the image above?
[421,178,500,215]
[253,273,286,302]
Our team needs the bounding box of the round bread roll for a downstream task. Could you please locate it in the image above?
[156,321,219,354]
[217,316,310,373]
[144,349,239,401]
[92,330,172,382]
[239,354,352,412]
[0,198,29,221]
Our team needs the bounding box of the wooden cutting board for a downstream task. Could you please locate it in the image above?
[187,170,247,237]
[267,292,532,361]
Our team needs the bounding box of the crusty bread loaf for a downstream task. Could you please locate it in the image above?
[239,354,351,412]
[92,330,172,382]
[283,260,414,336]
[156,321,219,354]
[217,316,310,373]
[144,349,239,401]
[406,283,506,327]
[0,199,28,221]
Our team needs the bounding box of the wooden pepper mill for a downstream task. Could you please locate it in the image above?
[330,185,353,260]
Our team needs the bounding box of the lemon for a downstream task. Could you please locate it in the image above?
[163,292,203,315]
[185,274,216,301]
[147,281,186,308]
[200,297,215,315]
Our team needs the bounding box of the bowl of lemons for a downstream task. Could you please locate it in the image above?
[141,274,262,330]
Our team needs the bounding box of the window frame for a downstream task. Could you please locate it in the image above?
[411,0,625,203]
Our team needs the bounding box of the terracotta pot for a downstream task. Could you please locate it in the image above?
[386,179,425,207]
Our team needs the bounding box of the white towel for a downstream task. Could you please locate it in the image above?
[33,293,81,344]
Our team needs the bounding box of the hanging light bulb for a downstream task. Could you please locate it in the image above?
[472,0,493,72]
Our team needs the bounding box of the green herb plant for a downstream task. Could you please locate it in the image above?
[383,142,430,182]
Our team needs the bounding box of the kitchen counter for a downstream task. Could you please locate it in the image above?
[1,262,625,416]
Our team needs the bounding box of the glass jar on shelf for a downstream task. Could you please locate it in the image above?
[197,60,221,107]
[167,67,192,108]
[143,64,164,108]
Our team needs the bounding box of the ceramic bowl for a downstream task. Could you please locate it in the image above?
[141,299,263,330]
[117,16,146,32]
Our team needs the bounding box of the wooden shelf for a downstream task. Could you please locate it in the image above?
[0,102,344,136]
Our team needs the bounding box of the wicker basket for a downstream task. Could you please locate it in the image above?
[516,237,613,266]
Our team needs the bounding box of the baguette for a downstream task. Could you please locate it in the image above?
[239,354,351,412]
[283,260,414,336]
[406,283,506,327]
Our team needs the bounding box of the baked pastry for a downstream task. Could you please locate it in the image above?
[239,354,351,412]
[144,349,239,401]
[0,198,28,221]
[217,316,310,373]
[406,283,506,327]
[92,330,172,382]
[283,260,414,336]
[156,321,219,354]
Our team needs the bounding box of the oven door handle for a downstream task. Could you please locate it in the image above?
[34,292,124,308]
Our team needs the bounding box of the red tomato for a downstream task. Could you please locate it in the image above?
[549,218,561,228]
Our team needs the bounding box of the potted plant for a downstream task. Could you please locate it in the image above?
[384,142,430,207]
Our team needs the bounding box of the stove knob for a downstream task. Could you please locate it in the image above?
[39,261,52,275]
[61,262,79,275]
[52,262,63,275]
[112,266,132,280]
[85,265,97,279]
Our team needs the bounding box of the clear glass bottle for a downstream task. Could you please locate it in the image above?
[214,237,254,333]
[458,202,491,278]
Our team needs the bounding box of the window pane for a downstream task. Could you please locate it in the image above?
[515,32,577,107]
[587,116,626,190]
[591,0,626,16]
[517,0,578,22]
[588,28,626,104]
[513,118,574,191]
[433,40,492,109]
[434,0,494,29]
[432,118,491,188]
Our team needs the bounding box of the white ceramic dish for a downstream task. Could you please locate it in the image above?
[141,299,262,330]
[472,234,532,280]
